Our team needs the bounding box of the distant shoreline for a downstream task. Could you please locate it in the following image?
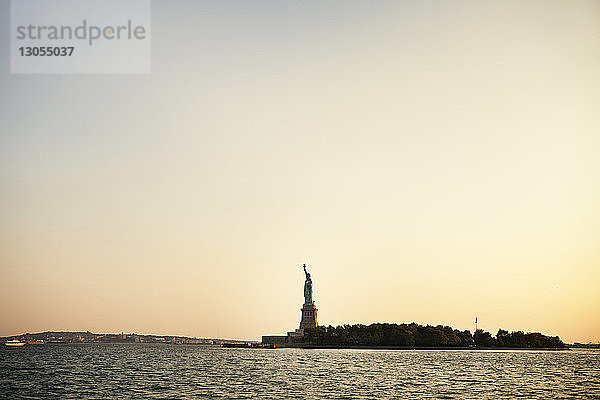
[0,331,249,345]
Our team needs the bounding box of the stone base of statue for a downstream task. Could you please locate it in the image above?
[286,329,304,343]
[299,304,318,330]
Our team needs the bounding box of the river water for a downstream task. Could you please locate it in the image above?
[1,344,598,399]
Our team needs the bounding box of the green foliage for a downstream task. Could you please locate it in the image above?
[495,329,564,348]
[303,323,564,348]
[304,323,473,347]
[474,329,496,347]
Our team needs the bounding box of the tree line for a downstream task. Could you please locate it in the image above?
[474,328,564,348]
[303,323,564,348]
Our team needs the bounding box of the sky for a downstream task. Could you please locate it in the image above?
[0,0,599,343]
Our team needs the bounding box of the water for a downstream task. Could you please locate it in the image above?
[1,344,599,399]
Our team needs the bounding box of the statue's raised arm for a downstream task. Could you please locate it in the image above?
[303,263,310,279]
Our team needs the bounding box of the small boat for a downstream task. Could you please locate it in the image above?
[26,340,44,345]
[5,339,25,347]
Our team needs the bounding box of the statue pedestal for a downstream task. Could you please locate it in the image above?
[299,304,318,330]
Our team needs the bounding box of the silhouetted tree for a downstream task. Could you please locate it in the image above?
[474,329,496,347]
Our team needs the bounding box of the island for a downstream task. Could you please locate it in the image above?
[262,264,567,349]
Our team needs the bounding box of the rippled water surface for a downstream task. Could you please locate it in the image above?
[1,344,599,399]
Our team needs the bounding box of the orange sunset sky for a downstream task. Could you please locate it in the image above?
[1,0,599,343]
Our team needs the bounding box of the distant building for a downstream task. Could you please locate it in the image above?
[261,335,287,345]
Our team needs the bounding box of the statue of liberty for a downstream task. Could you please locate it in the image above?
[303,264,313,305]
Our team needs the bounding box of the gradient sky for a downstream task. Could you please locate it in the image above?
[1,0,599,343]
